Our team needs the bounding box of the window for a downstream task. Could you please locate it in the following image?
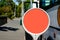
[41,0,50,7]
[41,0,45,6]
[40,0,59,10]
[45,0,50,6]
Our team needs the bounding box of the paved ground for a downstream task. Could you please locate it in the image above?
[0,18,25,40]
[43,27,60,40]
[0,18,60,40]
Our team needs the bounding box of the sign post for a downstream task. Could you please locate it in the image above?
[22,8,50,40]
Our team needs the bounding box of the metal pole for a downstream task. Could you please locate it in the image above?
[37,1,39,8]
[30,0,33,8]
[21,0,24,16]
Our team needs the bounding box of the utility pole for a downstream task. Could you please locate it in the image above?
[21,0,24,16]
[30,0,33,8]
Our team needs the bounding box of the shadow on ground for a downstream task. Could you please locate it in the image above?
[0,26,19,31]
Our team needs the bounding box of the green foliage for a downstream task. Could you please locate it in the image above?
[0,0,15,19]
[26,0,34,2]
[0,0,34,19]
[7,12,15,20]
[16,2,22,17]
[24,3,31,12]
[16,12,21,18]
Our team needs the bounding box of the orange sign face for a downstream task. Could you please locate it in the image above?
[22,8,50,34]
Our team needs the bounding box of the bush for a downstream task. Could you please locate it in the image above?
[7,12,15,19]
[16,13,21,18]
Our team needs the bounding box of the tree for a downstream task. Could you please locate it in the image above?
[0,0,15,19]
[15,0,34,17]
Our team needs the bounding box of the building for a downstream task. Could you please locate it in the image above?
[39,0,60,10]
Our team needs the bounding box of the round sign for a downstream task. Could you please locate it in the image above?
[22,8,50,35]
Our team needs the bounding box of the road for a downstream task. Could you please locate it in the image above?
[0,18,60,40]
[0,18,25,40]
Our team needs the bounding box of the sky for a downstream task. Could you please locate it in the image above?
[13,0,27,5]
[13,0,19,5]
[13,0,39,5]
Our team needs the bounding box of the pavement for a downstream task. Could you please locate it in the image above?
[0,18,25,40]
[43,27,60,40]
[0,18,60,40]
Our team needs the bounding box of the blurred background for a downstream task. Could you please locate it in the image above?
[0,0,60,40]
